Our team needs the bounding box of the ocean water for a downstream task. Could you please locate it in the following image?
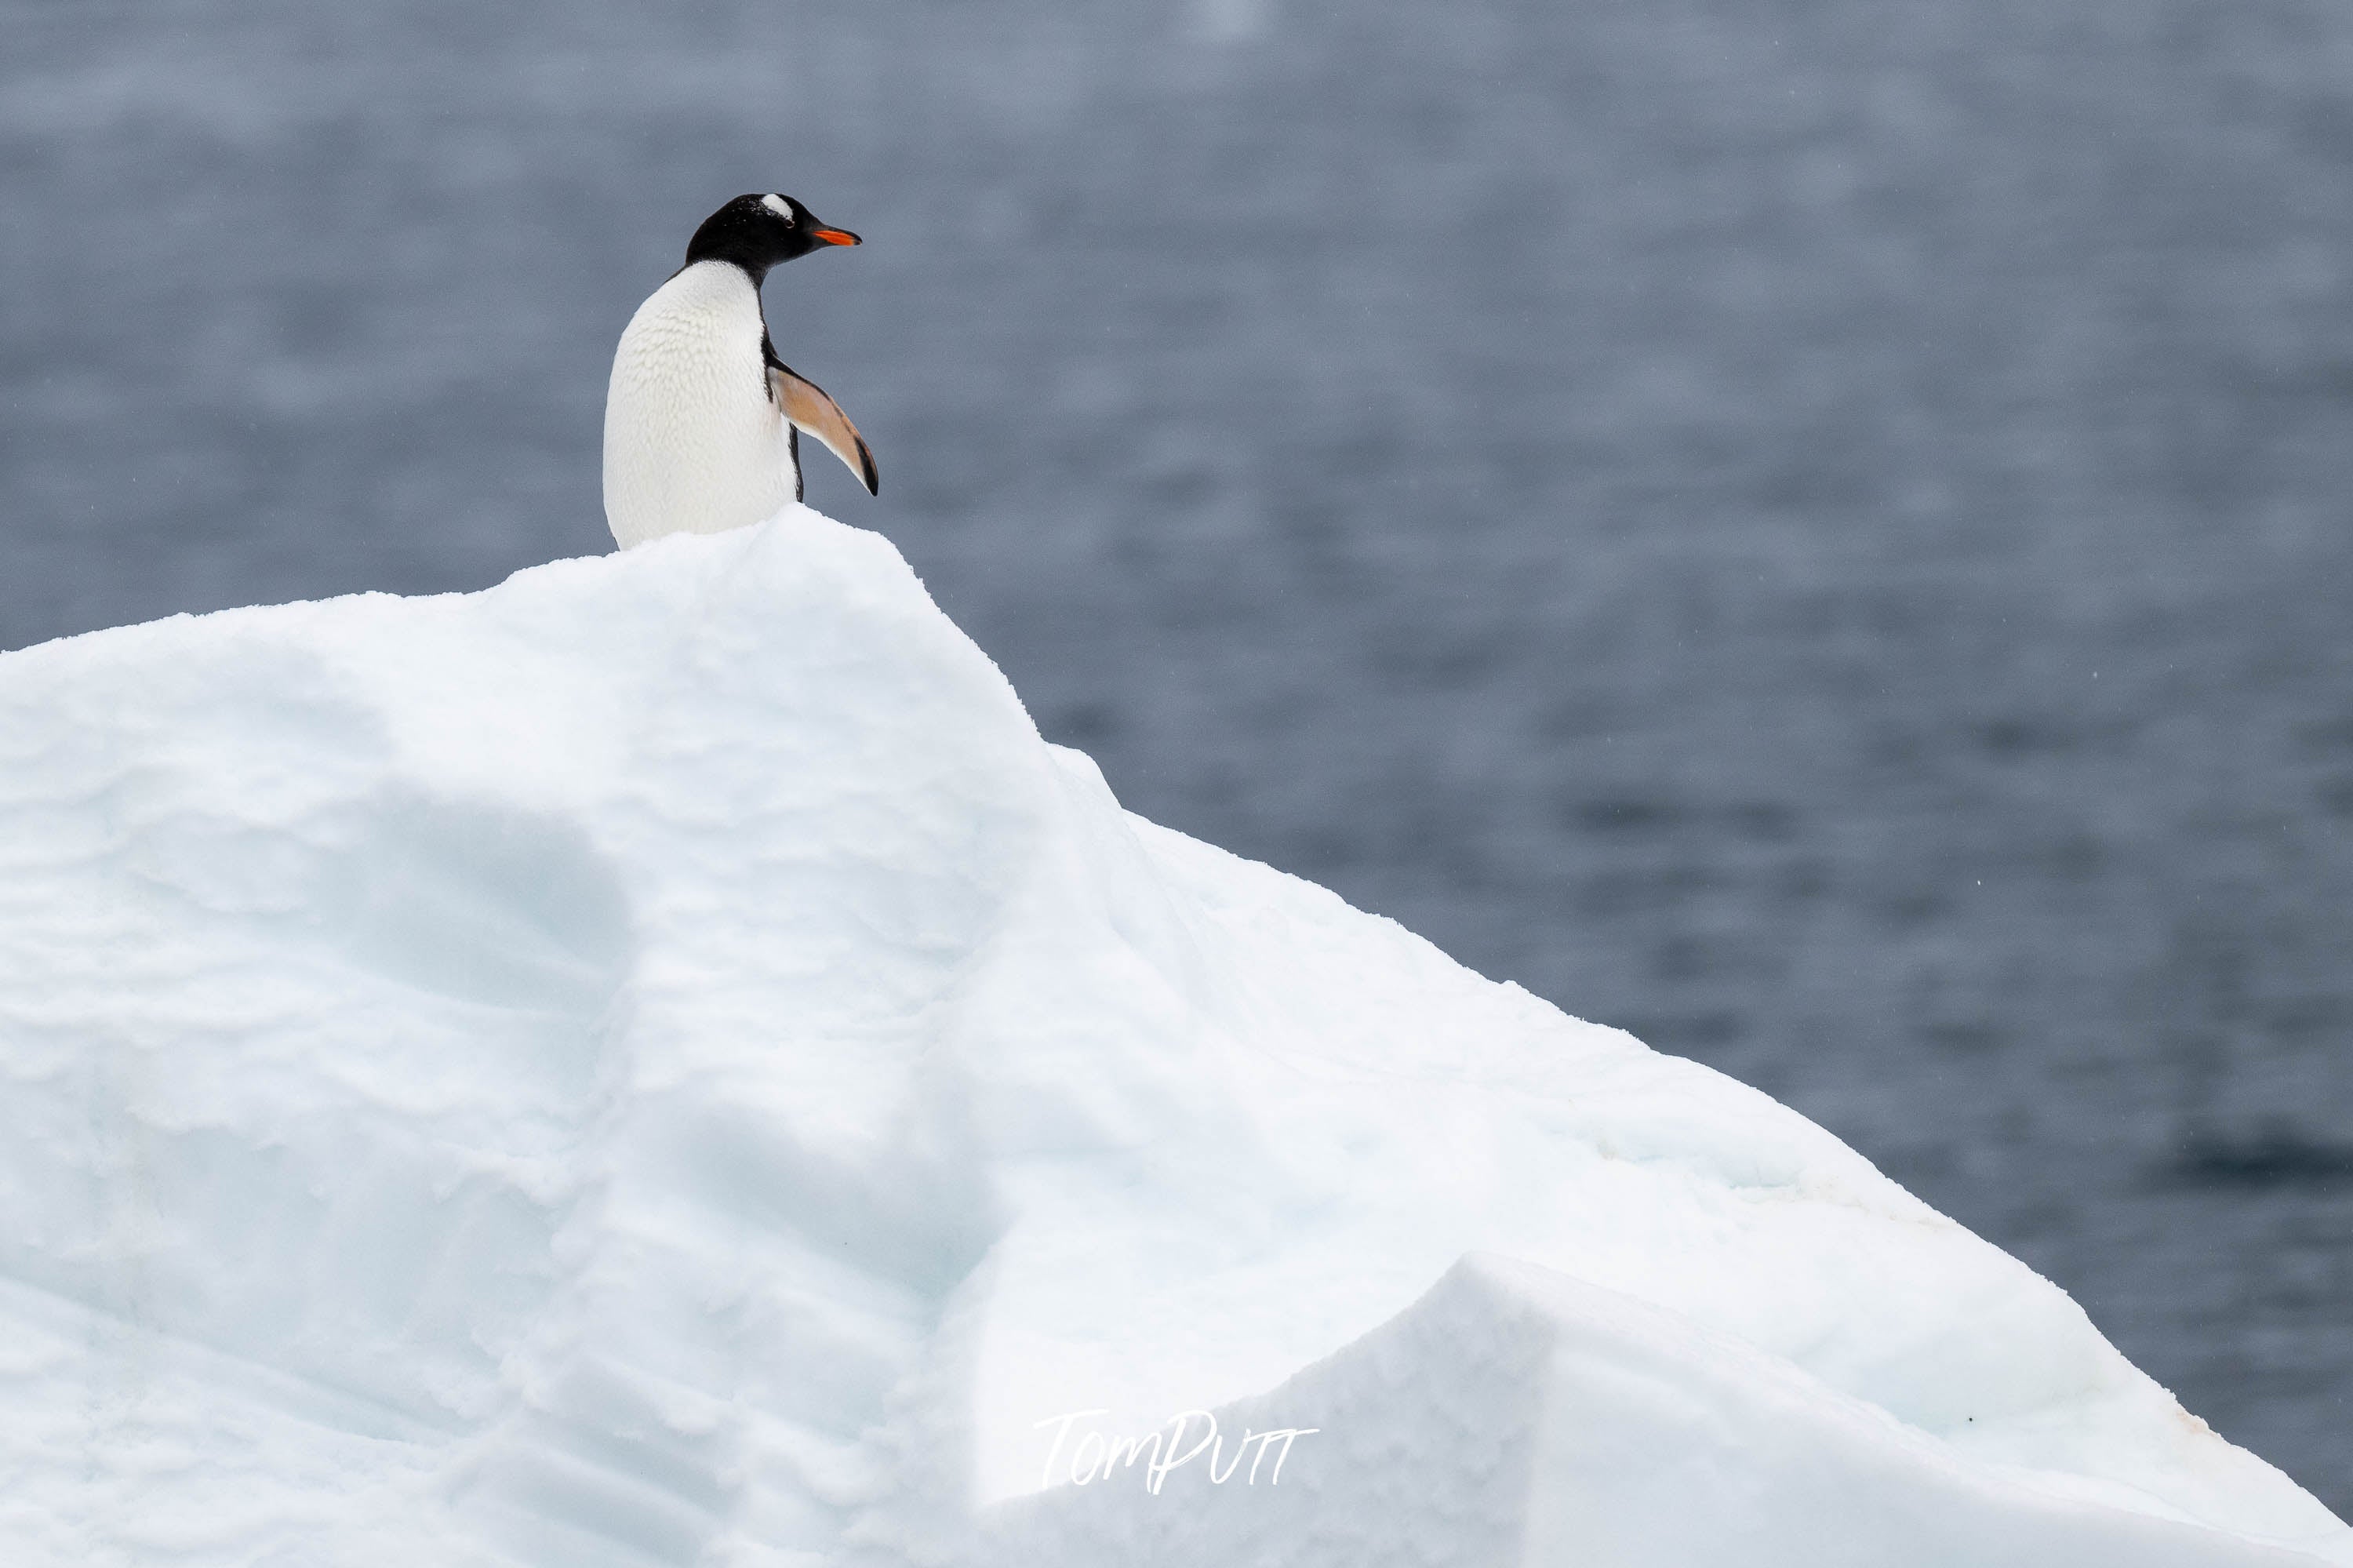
[5,0,2351,1513]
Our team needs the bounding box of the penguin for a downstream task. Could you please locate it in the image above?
[602,193,878,549]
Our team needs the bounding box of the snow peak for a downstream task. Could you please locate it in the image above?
[1032,1409,1318,1493]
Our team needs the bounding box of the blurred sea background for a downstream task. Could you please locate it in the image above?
[5,0,2351,1514]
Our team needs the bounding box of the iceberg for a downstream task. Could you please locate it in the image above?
[0,508,2340,1566]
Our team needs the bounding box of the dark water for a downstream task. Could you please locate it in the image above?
[6,0,2351,1515]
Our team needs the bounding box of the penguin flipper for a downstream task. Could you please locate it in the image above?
[768,363,879,497]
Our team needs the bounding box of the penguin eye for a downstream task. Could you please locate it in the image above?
[761,194,798,224]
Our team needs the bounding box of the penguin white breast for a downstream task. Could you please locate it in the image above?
[602,260,795,549]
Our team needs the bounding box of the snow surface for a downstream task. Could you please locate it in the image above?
[0,507,2342,1566]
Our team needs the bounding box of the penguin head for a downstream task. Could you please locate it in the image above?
[685,193,860,282]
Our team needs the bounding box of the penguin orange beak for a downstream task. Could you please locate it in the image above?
[810,228,860,246]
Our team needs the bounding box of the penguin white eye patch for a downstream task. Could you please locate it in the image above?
[762,194,797,222]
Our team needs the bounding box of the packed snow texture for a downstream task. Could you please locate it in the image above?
[0,509,2341,1566]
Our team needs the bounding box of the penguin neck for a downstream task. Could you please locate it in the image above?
[679,233,779,286]
[721,256,773,289]
[660,259,770,328]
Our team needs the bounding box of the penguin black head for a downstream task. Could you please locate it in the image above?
[685,193,860,283]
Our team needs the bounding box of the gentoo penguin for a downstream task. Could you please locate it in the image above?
[602,192,878,548]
